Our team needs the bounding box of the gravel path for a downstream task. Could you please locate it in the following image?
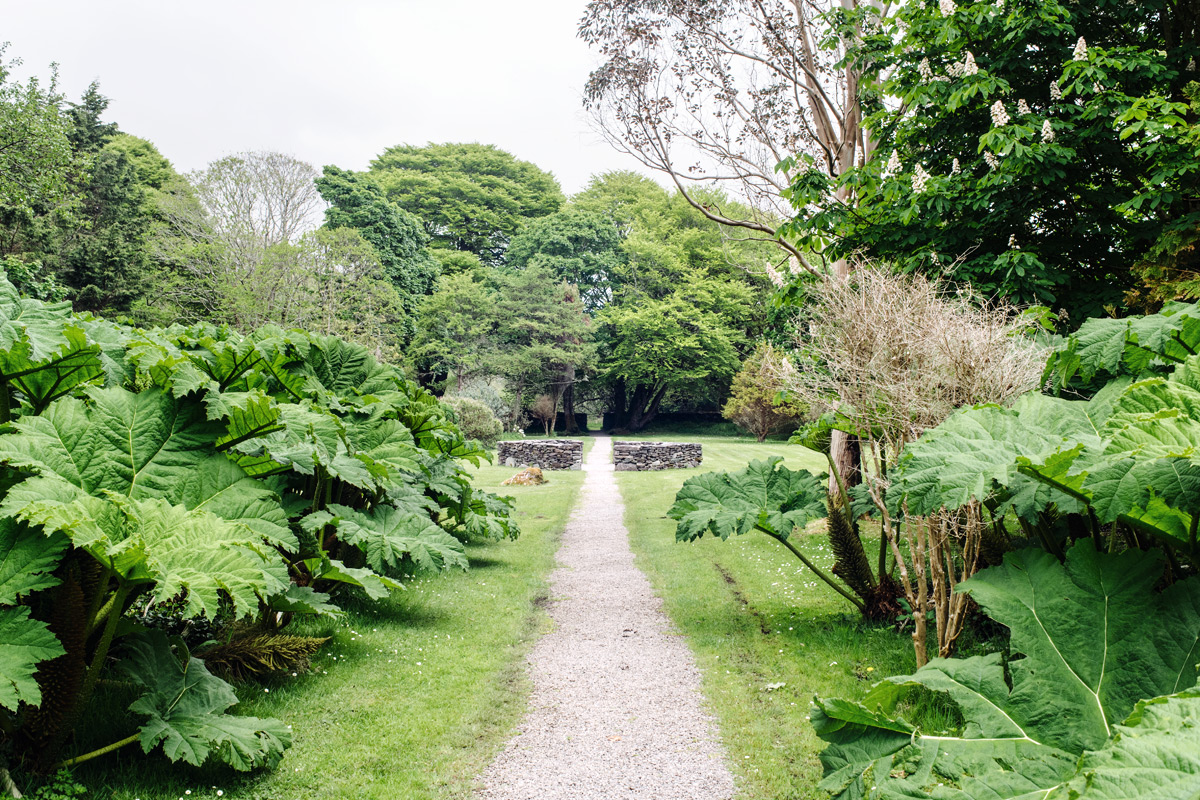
[477,437,735,800]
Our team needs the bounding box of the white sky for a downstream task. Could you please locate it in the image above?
[1,0,653,194]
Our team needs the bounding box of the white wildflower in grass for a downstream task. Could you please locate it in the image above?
[990,101,1010,127]
[1073,37,1088,61]
[984,151,1000,169]
[912,164,931,193]
[950,157,961,175]
[885,149,903,177]
[1050,80,1063,101]
[963,51,979,76]
[1017,98,1031,114]
[919,58,933,81]
[765,265,785,288]
[940,0,957,14]
[1041,119,1055,142]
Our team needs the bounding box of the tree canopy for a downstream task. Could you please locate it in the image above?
[315,165,441,311]
[369,142,564,265]
[784,0,1200,315]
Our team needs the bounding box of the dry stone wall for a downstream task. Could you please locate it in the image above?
[497,440,583,470]
[613,442,702,471]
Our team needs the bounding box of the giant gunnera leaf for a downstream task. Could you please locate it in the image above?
[0,519,67,711]
[813,542,1200,799]
[0,276,105,416]
[0,388,294,548]
[3,479,288,618]
[667,457,827,542]
[323,503,468,574]
[118,630,291,770]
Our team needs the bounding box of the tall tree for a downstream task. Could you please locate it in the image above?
[65,81,118,154]
[154,151,325,327]
[409,273,500,391]
[572,172,772,430]
[368,142,564,265]
[315,166,441,311]
[599,286,744,430]
[579,0,889,273]
[787,0,1200,316]
[491,266,592,428]
[0,49,74,222]
[506,207,624,310]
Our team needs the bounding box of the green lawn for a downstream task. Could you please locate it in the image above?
[71,456,586,800]
[615,436,920,800]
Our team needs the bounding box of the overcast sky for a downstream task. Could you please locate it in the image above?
[2,0,652,194]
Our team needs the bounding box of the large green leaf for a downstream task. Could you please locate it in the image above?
[0,517,67,603]
[893,394,1100,517]
[299,555,400,601]
[231,403,375,488]
[4,480,287,618]
[295,335,401,401]
[1046,302,1200,388]
[668,457,827,541]
[326,503,467,573]
[813,543,1200,799]
[1066,689,1200,799]
[119,630,291,770]
[0,388,219,497]
[0,285,105,414]
[0,389,294,548]
[174,457,296,550]
[0,606,64,711]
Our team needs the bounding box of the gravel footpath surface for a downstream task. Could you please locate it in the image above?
[477,437,735,800]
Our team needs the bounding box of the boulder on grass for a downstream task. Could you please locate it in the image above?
[502,467,547,486]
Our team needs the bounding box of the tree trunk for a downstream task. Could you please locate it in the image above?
[559,364,578,433]
[509,377,525,431]
[627,383,668,432]
[610,376,629,429]
[829,430,862,494]
[624,383,648,429]
[562,382,578,434]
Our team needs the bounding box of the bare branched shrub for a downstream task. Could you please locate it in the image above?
[782,268,1045,440]
[779,266,1046,665]
[529,394,558,436]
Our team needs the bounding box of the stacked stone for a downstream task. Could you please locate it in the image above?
[497,440,583,470]
[612,442,703,471]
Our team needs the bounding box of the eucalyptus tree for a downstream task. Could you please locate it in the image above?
[580,0,892,274]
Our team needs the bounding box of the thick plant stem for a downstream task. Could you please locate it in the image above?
[0,380,9,425]
[58,733,140,768]
[1088,508,1104,551]
[768,530,865,612]
[824,453,854,520]
[76,584,130,718]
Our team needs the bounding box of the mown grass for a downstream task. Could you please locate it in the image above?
[69,453,588,800]
[615,437,922,800]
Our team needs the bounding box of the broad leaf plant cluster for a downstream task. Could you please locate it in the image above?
[0,272,517,782]
[670,300,1200,797]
